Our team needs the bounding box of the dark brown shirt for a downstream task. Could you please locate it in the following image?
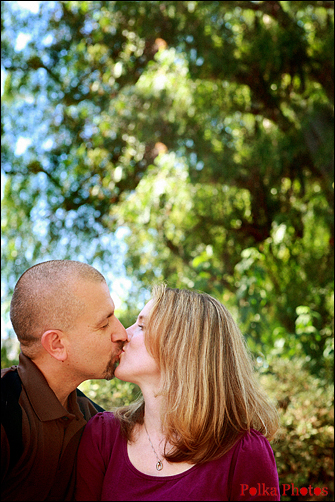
[1,353,103,501]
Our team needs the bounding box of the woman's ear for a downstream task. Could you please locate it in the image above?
[41,330,68,362]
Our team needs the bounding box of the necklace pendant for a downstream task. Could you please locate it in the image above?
[156,460,163,471]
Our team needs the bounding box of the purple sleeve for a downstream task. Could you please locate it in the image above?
[75,413,108,501]
[229,430,280,501]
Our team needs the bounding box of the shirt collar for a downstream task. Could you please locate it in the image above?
[17,352,85,423]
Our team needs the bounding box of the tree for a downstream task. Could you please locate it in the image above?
[1,1,334,377]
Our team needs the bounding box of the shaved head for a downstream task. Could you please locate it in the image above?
[10,260,106,356]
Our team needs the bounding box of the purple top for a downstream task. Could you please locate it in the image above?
[75,412,280,501]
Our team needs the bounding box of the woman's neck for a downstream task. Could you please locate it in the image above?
[128,385,195,476]
[140,384,164,436]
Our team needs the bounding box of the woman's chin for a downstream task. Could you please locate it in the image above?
[114,365,137,385]
[114,363,127,381]
[114,365,122,379]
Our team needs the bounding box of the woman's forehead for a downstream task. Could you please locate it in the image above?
[139,299,154,318]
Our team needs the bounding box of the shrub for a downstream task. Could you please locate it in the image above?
[258,357,334,501]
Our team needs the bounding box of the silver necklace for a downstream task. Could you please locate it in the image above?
[144,422,164,471]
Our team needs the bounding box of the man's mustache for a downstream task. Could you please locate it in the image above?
[118,340,126,351]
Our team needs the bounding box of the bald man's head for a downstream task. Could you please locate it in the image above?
[10,260,106,357]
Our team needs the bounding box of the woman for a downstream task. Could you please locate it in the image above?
[76,285,280,501]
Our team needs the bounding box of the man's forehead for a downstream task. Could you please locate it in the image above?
[71,279,114,307]
[72,277,108,292]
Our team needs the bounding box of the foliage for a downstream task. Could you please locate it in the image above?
[78,377,141,411]
[1,3,334,372]
[1,337,19,369]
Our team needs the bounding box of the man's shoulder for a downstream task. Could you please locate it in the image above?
[1,367,23,475]
[1,365,19,378]
[1,368,22,397]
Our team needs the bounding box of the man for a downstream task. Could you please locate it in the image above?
[1,260,128,501]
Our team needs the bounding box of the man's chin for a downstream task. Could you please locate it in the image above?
[102,360,118,381]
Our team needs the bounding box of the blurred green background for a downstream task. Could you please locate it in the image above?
[1,1,333,500]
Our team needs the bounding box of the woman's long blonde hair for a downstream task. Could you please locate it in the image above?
[115,284,279,464]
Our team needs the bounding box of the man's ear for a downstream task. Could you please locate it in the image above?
[41,330,68,362]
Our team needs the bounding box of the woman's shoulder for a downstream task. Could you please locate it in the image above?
[210,429,275,468]
[85,411,121,439]
[230,428,277,474]
[225,430,280,501]
[238,428,273,453]
[87,411,118,425]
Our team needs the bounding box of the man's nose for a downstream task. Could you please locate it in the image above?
[113,317,128,342]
